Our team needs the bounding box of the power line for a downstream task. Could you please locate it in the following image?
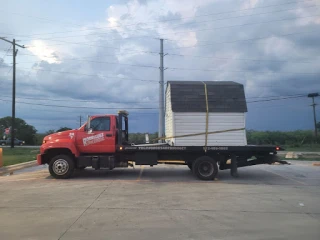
[165,15,320,39]
[14,3,315,43]
[0,46,12,66]
[19,13,320,54]
[247,95,306,103]
[166,31,311,44]
[15,51,157,60]
[17,58,159,69]
[16,31,316,65]
[21,33,155,43]
[17,67,158,82]
[25,39,159,55]
[166,52,313,64]
[0,10,84,28]
[166,32,312,51]
[168,67,318,75]
[14,54,319,78]
[0,99,158,109]
[8,104,161,114]
[169,4,319,30]
[0,95,158,104]
[0,94,310,110]
[0,93,309,103]
[2,0,314,40]
[246,93,307,99]
[6,6,317,45]
[16,65,319,81]
[18,32,316,63]
[45,13,320,42]
[248,102,308,109]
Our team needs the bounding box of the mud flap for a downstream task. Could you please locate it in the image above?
[230,154,239,178]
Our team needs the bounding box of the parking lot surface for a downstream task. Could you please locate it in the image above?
[0,163,319,240]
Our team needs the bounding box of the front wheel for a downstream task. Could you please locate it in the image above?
[192,156,218,180]
[49,154,75,179]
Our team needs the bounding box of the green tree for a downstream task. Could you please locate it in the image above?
[56,127,72,132]
[0,116,37,145]
[45,130,55,135]
[35,133,47,145]
[129,132,159,144]
[246,129,317,146]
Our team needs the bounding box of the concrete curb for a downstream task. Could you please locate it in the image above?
[0,160,37,176]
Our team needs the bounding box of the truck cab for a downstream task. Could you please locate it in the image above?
[38,111,129,178]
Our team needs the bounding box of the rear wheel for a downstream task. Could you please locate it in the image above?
[49,154,75,179]
[192,156,218,180]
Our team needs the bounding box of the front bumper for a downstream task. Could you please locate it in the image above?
[37,154,42,165]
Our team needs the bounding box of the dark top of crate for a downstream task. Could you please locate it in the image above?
[167,81,247,113]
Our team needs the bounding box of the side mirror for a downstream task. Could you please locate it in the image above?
[85,115,93,133]
[145,133,150,143]
[87,115,91,129]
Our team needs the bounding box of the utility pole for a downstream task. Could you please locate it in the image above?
[158,39,165,142]
[79,115,82,127]
[308,93,319,138]
[0,37,25,148]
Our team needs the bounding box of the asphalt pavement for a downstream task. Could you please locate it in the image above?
[0,163,319,240]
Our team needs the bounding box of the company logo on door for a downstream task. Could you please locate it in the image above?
[83,133,104,146]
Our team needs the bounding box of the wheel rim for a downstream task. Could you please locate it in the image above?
[52,159,69,175]
[198,161,214,177]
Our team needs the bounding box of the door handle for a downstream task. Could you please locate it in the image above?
[106,134,112,137]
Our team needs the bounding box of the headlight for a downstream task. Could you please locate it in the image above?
[42,140,47,144]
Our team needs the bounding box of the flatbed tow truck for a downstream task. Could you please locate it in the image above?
[37,111,283,180]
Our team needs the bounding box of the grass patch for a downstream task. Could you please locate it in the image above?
[282,144,320,152]
[1,148,39,167]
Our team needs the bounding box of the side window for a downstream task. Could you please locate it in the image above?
[90,117,110,131]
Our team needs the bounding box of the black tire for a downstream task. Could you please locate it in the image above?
[192,156,218,180]
[187,163,193,170]
[49,154,75,179]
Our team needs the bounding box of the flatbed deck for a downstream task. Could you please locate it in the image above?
[118,145,280,153]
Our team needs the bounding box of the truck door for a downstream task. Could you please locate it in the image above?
[76,116,116,153]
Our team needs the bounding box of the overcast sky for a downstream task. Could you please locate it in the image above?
[0,0,319,133]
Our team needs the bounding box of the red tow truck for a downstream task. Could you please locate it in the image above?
[37,111,282,180]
